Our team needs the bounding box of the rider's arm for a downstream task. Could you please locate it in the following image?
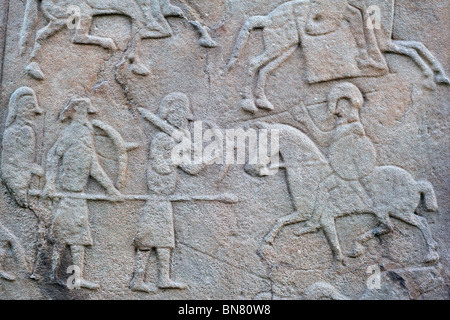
[290,104,333,147]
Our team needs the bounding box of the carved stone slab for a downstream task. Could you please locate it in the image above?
[0,0,448,300]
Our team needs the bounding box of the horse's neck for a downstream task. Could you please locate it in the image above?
[371,0,395,39]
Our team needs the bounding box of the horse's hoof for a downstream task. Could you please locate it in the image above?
[0,271,16,282]
[424,251,440,264]
[130,63,150,77]
[423,76,437,91]
[348,242,366,258]
[26,62,45,81]
[104,39,117,51]
[436,74,450,85]
[199,37,218,48]
[256,98,275,111]
[264,234,275,245]
[337,255,347,266]
[240,99,258,113]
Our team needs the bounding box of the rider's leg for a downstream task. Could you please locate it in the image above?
[157,248,187,289]
[130,248,156,293]
[71,245,99,290]
[395,41,450,84]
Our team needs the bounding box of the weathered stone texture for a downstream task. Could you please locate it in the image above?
[0,0,448,300]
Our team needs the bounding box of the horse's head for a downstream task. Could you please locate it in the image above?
[306,0,349,36]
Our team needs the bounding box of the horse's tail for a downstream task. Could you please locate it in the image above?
[226,16,268,71]
[417,180,439,212]
[19,0,39,55]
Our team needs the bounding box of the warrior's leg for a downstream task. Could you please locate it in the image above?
[0,242,15,281]
[71,245,99,290]
[130,249,156,293]
[350,211,393,258]
[50,243,65,282]
[26,19,67,80]
[157,248,187,289]
[72,13,116,51]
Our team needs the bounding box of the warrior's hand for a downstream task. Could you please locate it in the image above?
[41,185,56,199]
[107,187,124,202]
[31,164,44,177]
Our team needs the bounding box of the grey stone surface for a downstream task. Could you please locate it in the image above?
[0,0,448,299]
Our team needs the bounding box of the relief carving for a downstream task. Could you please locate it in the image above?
[255,83,439,265]
[41,98,125,290]
[0,0,447,300]
[227,0,449,113]
[131,93,235,293]
[20,0,217,80]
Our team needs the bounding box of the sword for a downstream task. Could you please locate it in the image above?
[28,190,238,204]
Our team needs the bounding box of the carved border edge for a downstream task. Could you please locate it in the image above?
[0,0,9,92]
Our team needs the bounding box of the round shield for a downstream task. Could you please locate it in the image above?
[329,135,376,181]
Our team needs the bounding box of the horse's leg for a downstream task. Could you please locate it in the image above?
[254,45,297,110]
[395,40,450,85]
[351,211,393,258]
[385,41,436,90]
[390,211,439,264]
[26,20,67,80]
[240,47,289,113]
[127,21,151,76]
[320,216,346,265]
[159,0,184,17]
[190,21,217,48]
[71,12,116,51]
[264,211,305,245]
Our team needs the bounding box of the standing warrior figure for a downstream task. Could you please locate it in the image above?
[43,98,121,290]
[130,93,206,293]
[1,87,44,208]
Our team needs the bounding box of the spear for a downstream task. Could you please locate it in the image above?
[28,190,238,204]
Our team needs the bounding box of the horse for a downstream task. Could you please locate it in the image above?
[19,0,217,80]
[227,0,449,113]
[249,123,439,265]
